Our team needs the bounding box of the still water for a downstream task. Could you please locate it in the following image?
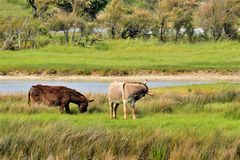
[0,80,209,94]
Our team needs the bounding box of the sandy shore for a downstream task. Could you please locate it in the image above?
[0,72,240,82]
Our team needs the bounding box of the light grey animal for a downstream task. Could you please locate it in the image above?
[108,80,153,119]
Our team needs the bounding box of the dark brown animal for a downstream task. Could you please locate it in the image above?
[28,85,94,113]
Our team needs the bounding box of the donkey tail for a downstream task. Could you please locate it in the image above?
[28,90,31,106]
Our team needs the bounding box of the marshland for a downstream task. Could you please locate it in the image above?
[1,0,240,159]
[1,83,240,159]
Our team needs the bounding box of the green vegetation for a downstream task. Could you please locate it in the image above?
[1,83,240,159]
[0,0,31,17]
[1,0,239,159]
[1,0,240,50]
[153,83,240,94]
[0,40,239,75]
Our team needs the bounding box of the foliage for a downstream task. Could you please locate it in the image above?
[152,0,175,42]
[48,12,75,43]
[27,0,108,18]
[97,0,125,38]
[1,0,240,47]
[171,0,199,42]
[122,8,153,39]
[0,17,49,50]
[35,35,52,48]
[197,0,240,41]
[97,0,240,42]
[78,0,109,18]
[6,0,30,8]
[123,0,158,10]
[48,12,101,46]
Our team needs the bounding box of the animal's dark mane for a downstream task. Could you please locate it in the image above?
[124,82,148,91]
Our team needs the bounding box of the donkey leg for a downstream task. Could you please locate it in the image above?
[113,103,119,119]
[60,104,65,113]
[109,102,113,118]
[123,100,128,120]
[131,101,136,119]
[65,103,70,114]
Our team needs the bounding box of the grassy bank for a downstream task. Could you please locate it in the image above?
[0,0,30,17]
[0,40,240,75]
[1,83,240,159]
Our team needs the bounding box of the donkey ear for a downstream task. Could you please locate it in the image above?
[88,99,94,103]
[143,79,148,84]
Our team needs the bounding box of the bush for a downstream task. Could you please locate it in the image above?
[35,36,51,48]
[0,17,44,50]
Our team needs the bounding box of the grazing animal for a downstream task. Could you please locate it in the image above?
[28,85,94,113]
[108,80,153,119]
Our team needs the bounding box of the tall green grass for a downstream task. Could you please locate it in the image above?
[1,119,240,160]
[0,40,240,75]
[1,84,240,159]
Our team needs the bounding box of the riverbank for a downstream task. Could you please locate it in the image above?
[0,72,240,82]
[0,40,240,76]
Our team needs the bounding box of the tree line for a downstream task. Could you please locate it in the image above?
[0,0,240,50]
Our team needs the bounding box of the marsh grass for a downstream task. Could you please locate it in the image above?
[0,85,240,115]
[1,84,240,159]
[0,94,58,114]
[0,123,240,159]
[224,103,240,119]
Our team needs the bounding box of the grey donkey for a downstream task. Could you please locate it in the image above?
[108,80,153,119]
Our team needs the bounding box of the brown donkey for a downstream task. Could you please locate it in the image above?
[28,85,94,113]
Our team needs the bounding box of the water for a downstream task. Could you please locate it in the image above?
[0,80,209,94]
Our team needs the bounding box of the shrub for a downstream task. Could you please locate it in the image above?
[35,36,51,48]
[0,17,44,50]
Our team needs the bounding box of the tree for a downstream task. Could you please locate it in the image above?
[153,0,174,42]
[84,0,109,18]
[97,0,125,38]
[48,12,75,43]
[197,0,226,41]
[28,0,38,18]
[28,0,109,19]
[27,0,50,20]
[153,0,198,42]
[122,8,153,39]
[0,17,43,50]
[223,0,240,39]
[197,0,240,41]
[170,0,198,42]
